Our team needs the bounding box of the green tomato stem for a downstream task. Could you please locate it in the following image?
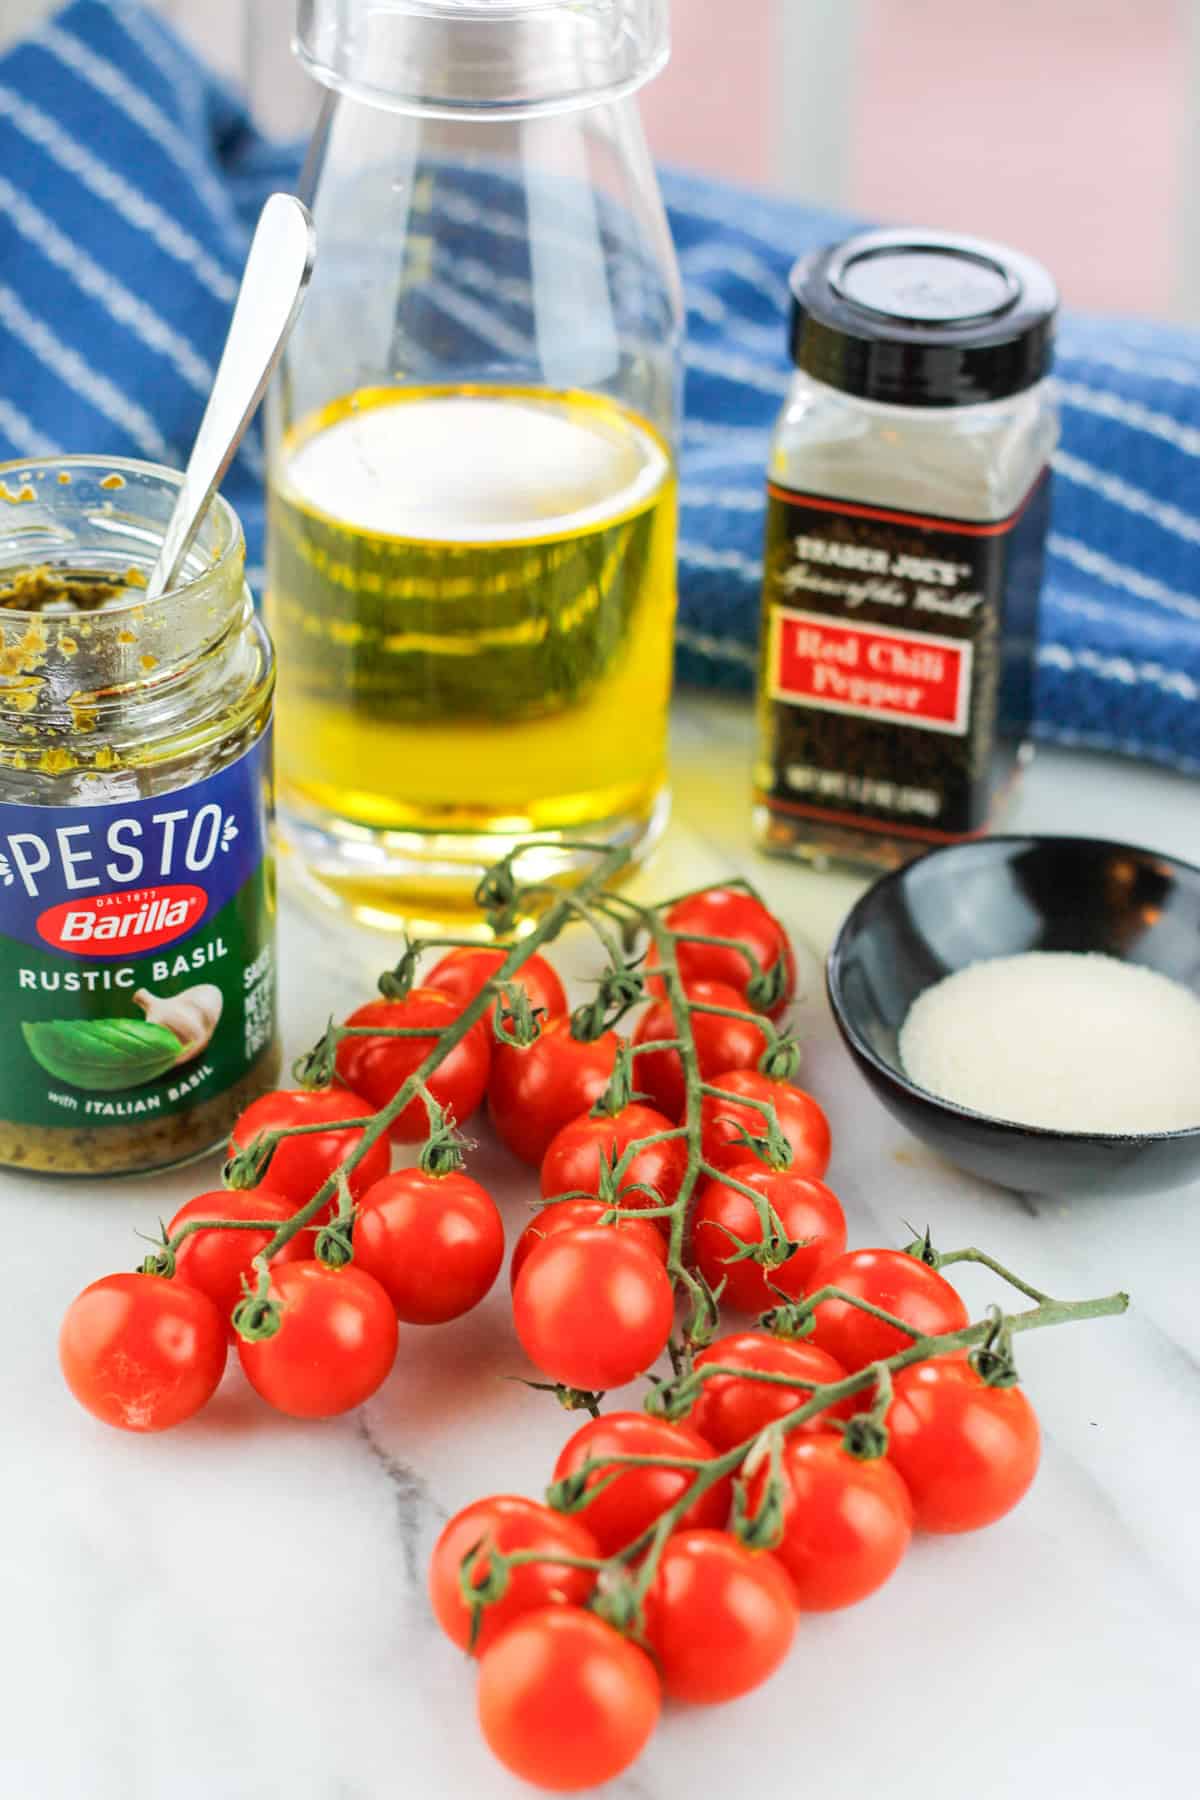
[166,1217,306,1241]
[159,842,634,1296]
[140,835,1130,1650]
[661,929,764,981]
[578,1283,1130,1568]
[932,1246,1054,1306]
[688,998,779,1042]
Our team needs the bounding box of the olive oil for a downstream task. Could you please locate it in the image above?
[266,386,678,924]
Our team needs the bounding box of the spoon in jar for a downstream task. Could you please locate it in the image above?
[145,193,317,601]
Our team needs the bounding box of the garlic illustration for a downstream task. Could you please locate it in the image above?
[132,984,224,1065]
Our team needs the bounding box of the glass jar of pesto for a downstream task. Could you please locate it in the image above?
[0,457,280,1175]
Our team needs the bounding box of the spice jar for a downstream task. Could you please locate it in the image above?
[755,228,1058,870]
[0,458,280,1175]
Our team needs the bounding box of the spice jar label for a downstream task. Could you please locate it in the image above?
[770,612,973,735]
[0,735,276,1134]
[757,473,1050,843]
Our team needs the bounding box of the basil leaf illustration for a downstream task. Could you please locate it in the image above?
[21,1019,184,1092]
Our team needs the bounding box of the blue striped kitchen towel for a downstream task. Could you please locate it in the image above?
[3,1,1200,774]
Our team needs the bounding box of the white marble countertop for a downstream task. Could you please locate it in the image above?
[4,693,1199,1800]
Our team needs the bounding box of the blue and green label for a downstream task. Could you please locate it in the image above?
[0,735,276,1129]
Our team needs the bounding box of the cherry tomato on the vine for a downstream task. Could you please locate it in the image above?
[652,887,797,1019]
[424,946,567,1037]
[749,1431,913,1610]
[803,1248,969,1371]
[692,1162,847,1312]
[166,1189,309,1337]
[641,1529,798,1703]
[335,988,491,1143]
[429,1494,600,1654]
[883,1353,1042,1532]
[477,1607,660,1791]
[700,1069,832,1178]
[512,1227,673,1391]
[633,979,768,1122]
[352,1168,504,1324]
[551,1411,732,1556]
[689,1330,854,1451]
[237,1261,398,1419]
[60,1273,226,1433]
[230,1086,390,1211]
[489,1018,621,1166]
[510,1201,668,1291]
[540,1101,686,1223]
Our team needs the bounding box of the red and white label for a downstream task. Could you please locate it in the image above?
[37,884,208,957]
[770,609,972,736]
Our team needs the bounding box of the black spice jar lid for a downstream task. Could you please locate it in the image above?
[788,228,1058,407]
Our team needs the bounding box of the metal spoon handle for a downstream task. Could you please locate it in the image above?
[146,193,316,600]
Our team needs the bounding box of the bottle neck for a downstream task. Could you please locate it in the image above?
[294,0,669,118]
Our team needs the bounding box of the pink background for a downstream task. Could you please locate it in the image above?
[642,0,1187,316]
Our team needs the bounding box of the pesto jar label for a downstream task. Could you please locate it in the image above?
[757,473,1050,842]
[0,735,276,1130]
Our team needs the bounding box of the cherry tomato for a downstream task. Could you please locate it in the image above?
[641,1529,797,1703]
[166,1189,310,1337]
[429,1494,601,1654]
[700,1069,832,1178]
[237,1261,398,1419]
[60,1273,226,1433]
[633,980,768,1121]
[477,1607,660,1791]
[652,887,797,1019]
[489,1018,621,1166]
[552,1411,731,1556]
[353,1168,504,1324]
[510,1201,668,1291]
[692,1162,847,1312]
[335,988,491,1143]
[512,1227,674,1391]
[424,946,567,1037]
[884,1353,1042,1532]
[804,1248,969,1371]
[230,1087,391,1211]
[540,1101,686,1224]
[749,1432,913,1610]
[690,1330,854,1450]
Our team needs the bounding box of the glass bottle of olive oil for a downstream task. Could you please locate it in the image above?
[271,4,683,927]
[267,386,677,923]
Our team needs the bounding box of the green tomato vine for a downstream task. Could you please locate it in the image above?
[141,838,1129,1617]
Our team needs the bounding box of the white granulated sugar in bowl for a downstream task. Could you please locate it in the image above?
[898,952,1200,1134]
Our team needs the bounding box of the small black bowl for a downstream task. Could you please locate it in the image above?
[826,835,1200,1197]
